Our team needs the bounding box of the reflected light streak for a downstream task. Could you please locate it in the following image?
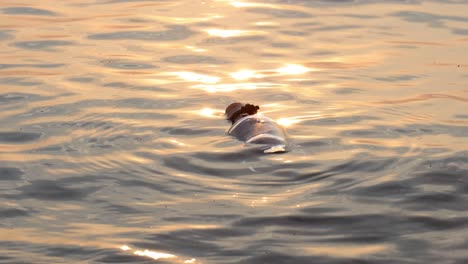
[169,139,187,146]
[305,244,391,258]
[120,245,176,261]
[172,72,220,84]
[221,0,276,8]
[196,107,223,118]
[276,114,322,127]
[254,21,279,26]
[205,28,259,38]
[276,64,311,75]
[134,249,176,260]
[230,69,264,80]
[185,45,207,52]
[120,245,131,251]
[277,117,302,127]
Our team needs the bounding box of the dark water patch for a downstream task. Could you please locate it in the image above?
[164,214,241,222]
[67,76,96,83]
[116,98,188,109]
[270,42,296,48]
[293,21,322,27]
[99,59,156,69]
[161,127,212,136]
[46,246,102,259]
[33,120,112,130]
[352,181,417,197]
[329,157,397,173]
[240,252,360,264]
[0,92,51,105]
[394,44,418,49]
[309,50,337,56]
[279,30,308,36]
[0,208,31,218]
[32,145,63,153]
[163,55,229,64]
[102,203,143,214]
[391,10,468,29]
[0,77,42,86]
[303,116,378,126]
[119,179,176,194]
[19,180,99,201]
[271,169,302,178]
[102,111,175,120]
[260,52,285,57]
[401,192,466,211]
[135,228,251,258]
[12,40,74,51]
[0,167,24,180]
[246,7,312,18]
[375,74,419,82]
[412,168,467,186]
[234,214,468,234]
[193,149,261,163]
[88,25,195,41]
[294,137,360,151]
[338,13,379,19]
[455,114,468,119]
[0,256,12,261]
[57,174,117,184]
[163,156,255,178]
[269,157,398,187]
[19,104,80,118]
[260,93,295,101]
[452,28,468,35]
[300,207,342,215]
[333,87,362,94]
[94,251,150,263]
[1,7,57,16]
[0,63,64,70]
[341,124,468,139]
[0,30,14,41]
[265,168,334,186]
[0,132,41,143]
[104,81,170,92]
[203,35,267,45]
[313,25,362,31]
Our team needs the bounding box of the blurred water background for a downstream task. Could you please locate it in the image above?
[1,0,468,263]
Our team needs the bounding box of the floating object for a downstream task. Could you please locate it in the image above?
[225,102,287,153]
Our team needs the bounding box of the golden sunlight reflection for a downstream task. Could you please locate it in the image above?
[275,64,311,75]
[230,69,264,80]
[196,107,224,118]
[185,46,207,52]
[205,29,261,38]
[276,114,322,127]
[120,245,177,261]
[169,139,187,146]
[172,72,220,84]
[134,249,176,260]
[305,244,392,258]
[220,0,276,8]
[120,245,131,251]
[277,117,302,127]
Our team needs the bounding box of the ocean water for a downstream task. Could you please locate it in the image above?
[1,0,467,263]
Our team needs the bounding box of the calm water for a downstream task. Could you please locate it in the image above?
[1,0,468,263]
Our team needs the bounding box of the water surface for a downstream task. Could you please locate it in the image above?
[1,0,468,263]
